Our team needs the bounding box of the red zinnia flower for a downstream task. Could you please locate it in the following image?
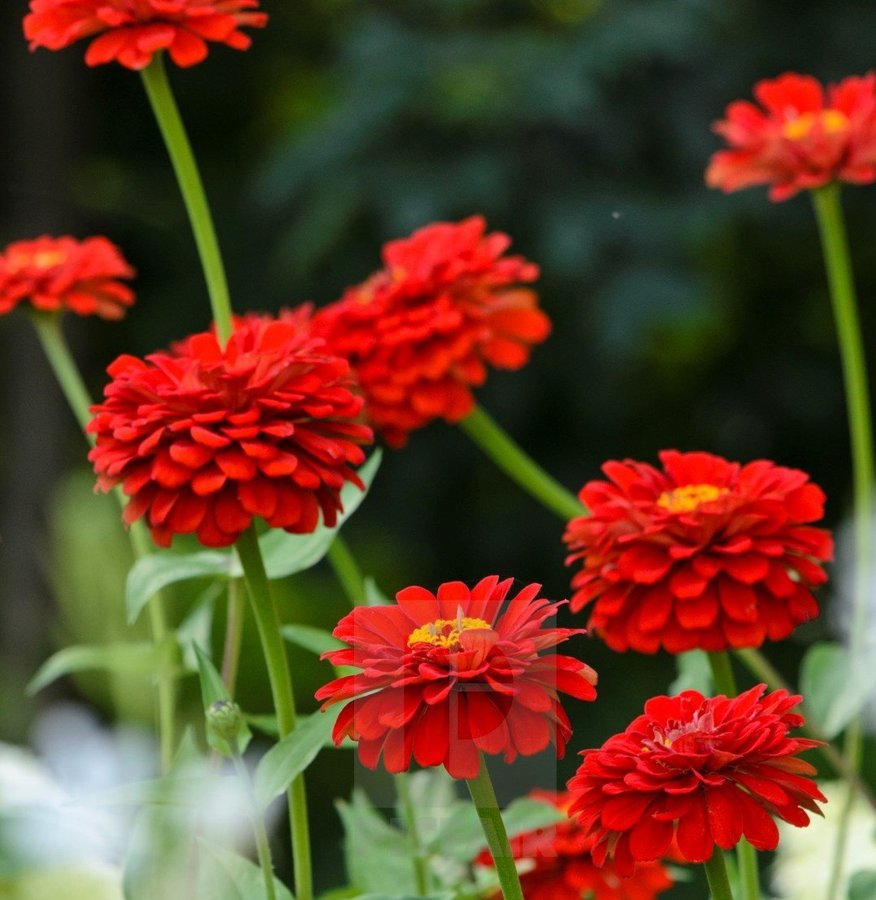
[563,450,832,654]
[0,235,134,320]
[311,216,551,447]
[475,791,676,900]
[566,685,826,875]
[88,312,373,547]
[706,72,876,201]
[24,0,267,70]
[315,576,597,779]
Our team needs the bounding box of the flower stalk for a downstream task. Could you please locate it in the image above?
[30,310,177,773]
[459,405,586,521]
[140,53,233,344]
[810,182,875,900]
[235,526,313,900]
[465,754,525,900]
[703,848,736,900]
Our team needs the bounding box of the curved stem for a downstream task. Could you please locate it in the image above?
[235,526,313,900]
[395,770,430,895]
[708,652,760,900]
[230,739,278,900]
[465,754,524,900]
[31,310,176,773]
[221,578,246,695]
[811,184,874,900]
[734,647,876,810]
[703,848,736,900]
[459,405,586,522]
[327,535,367,606]
[140,54,233,344]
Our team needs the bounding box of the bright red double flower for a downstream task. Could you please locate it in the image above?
[312,216,551,447]
[0,235,134,320]
[706,72,876,201]
[316,576,597,779]
[475,791,675,900]
[567,686,825,875]
[88,313,373,547]
[24,0,267,70]
[564,450,832,654]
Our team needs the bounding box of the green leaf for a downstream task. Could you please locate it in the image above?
[670,649,713,695]
[363,577,391,606]
[194,643,252,757]
[800,642,876,738]
[88,774,247,808]
[281,624,344,656]
[197,838,294,900]
[254,707,342,809]
[27,642,163,695]
[849,870,876,900]
[253,449,382,581]
[127,550,231,624]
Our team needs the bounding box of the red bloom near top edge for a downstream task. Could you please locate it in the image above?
[315,576,597,779]
[0,235,135,320]
[88,311,373,547]
[475,791,675,900]
[24,0,267,70]
[706,72,876,201]
[567,686,826,876]
[311,216,551,448]
[563,450,833,654]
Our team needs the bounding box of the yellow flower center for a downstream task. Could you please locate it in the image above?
[782,109,849,141]
[657,483,728,513]
[6,248,67,274]
[407,616,491,649]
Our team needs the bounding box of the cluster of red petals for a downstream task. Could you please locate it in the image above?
[311,216,551,447]
[315,576,597,779]
[706,72,876,201]
[476,791,675,900]
[0,235,134,320]
[88,312,373,547]
[24,0,267,70]
[564,450,833,654]
[567,686,826,875]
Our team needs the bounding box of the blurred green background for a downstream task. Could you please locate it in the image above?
[2,0,876,893]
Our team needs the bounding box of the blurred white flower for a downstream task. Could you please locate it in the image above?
[771,781,876,900]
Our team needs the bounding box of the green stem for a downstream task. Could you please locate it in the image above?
[465,755,524,900]
[140,54,233,344]
[327,536,367,606]
[811,184,874,900]
[230,739,278,900]
[395,771,430,895]
[459,405,586,521]
[703,848,736,900]
[734,647,876,810]
[708,652,760,900]
[221,578,246,695]
[235,526,313,900]
[31,311,176,773]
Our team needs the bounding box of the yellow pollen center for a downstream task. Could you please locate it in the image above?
[657,483,728,513]
[7,248,67,273]
[782,109,849,141]
[407,616,491,649]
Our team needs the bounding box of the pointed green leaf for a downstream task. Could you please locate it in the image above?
[363,577,391,606]
[127,550,231,624]
[27,642,163,695]
[800,642,876,738]
[670,649,713,695]
[281,624,344,656]
[253,707,341,809]
[197,838,294,900]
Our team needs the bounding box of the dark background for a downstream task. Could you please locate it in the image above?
[2,0,875,893]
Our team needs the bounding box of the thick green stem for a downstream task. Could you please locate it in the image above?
[235,527,313,900]
[221,578,246,695]
[230,740,278,900]
[703,848,736,900]
[811,184,875,900]
[465,755,524,900]
[708,652,760,900]
[140,54,233,344]
[459,405,586,521]
[327,536,367,606]
[31,311,176,773]
[395,771,430,895]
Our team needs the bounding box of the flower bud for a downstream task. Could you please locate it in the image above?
[206,700,244,748]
